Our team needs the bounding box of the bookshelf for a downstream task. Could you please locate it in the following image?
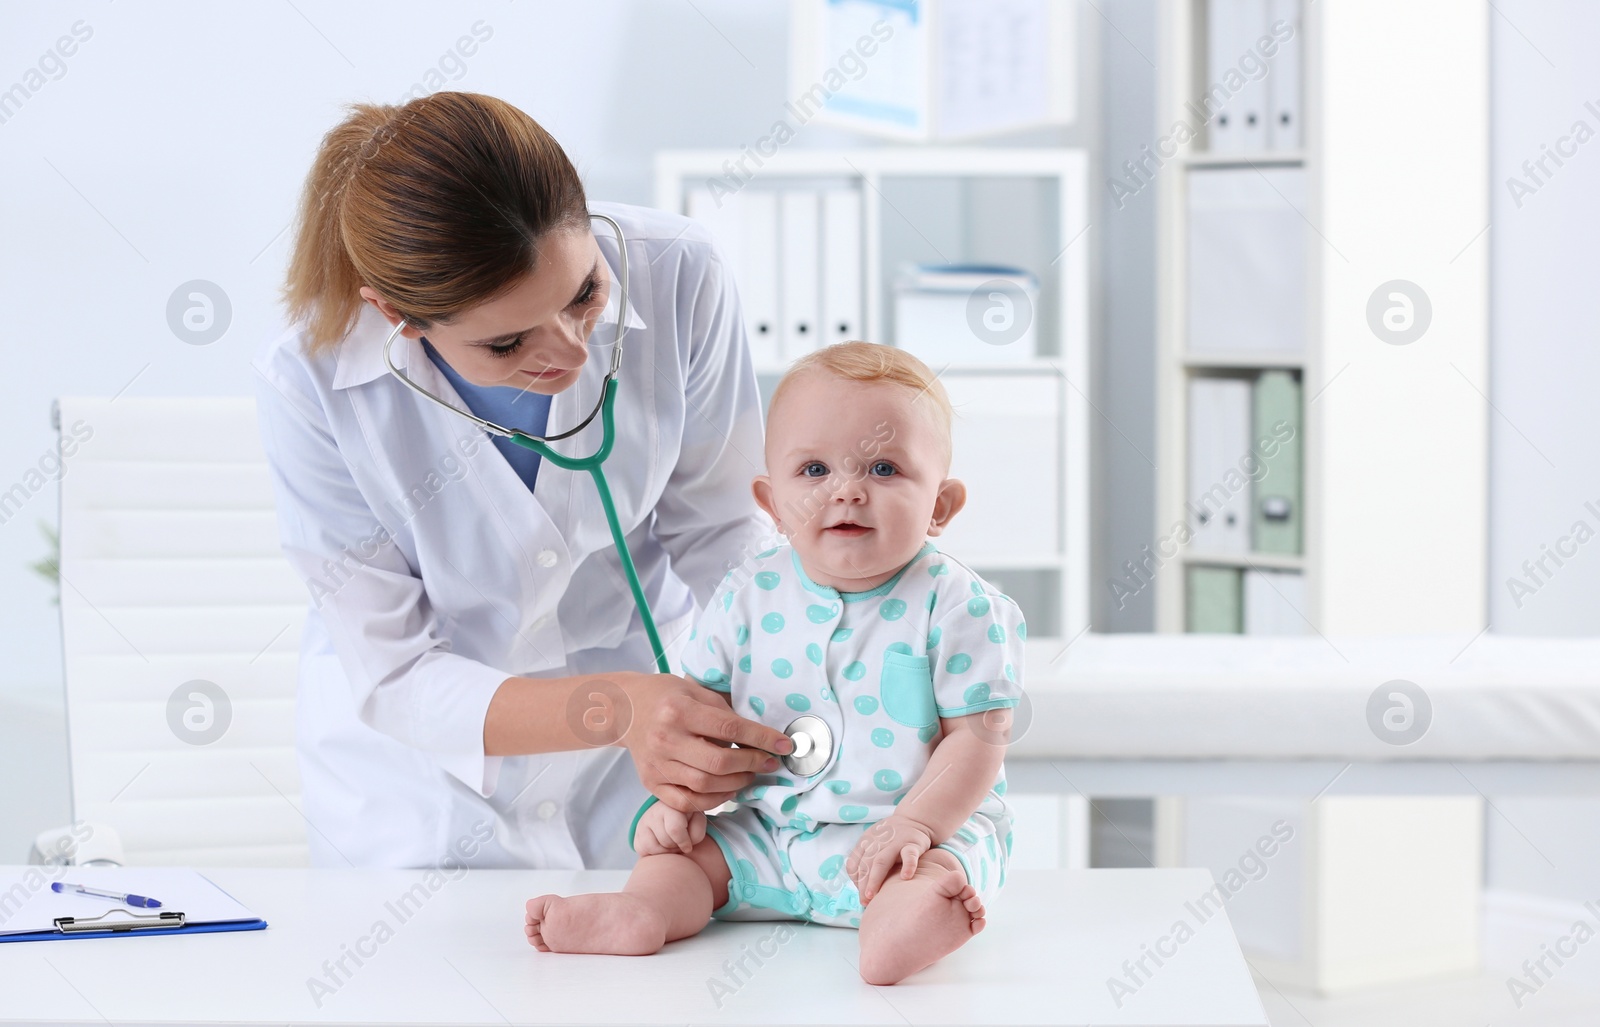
[1150,0,1492,994]
[655,149,1090,648]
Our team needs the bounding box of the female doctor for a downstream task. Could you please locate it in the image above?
[253,92,794,869]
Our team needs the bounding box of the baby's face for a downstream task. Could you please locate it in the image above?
[754,372,965,592]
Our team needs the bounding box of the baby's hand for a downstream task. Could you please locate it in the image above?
[846,815,936,904]
[633,801,708,856]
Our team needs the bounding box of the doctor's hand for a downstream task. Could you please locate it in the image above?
[618,672,794,814]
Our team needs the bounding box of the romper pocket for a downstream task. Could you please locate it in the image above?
[879,651,936,729]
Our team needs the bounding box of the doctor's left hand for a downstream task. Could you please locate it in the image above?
[617,671,795,814]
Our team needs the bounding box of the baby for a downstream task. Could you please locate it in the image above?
[524,341,1025,986]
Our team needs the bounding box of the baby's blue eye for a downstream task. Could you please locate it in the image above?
[869,461,897,477]
[802,462,829,477]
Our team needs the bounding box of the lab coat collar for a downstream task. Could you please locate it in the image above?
[331,246,647,392]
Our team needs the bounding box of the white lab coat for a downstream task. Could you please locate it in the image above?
[252,201,774,870]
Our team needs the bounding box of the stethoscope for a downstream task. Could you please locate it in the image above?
[381,210,834,777]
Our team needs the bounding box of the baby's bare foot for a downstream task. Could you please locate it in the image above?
[523,892,669,955]
[857,854,986,986]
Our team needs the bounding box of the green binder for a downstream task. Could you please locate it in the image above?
[1252,370,1302,554]
[1187,566,1243,633]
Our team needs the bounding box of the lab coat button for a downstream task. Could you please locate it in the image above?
[536,800,560,821]
[537,549,559,568]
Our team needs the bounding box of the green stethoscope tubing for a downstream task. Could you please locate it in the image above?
[381,211,670,675]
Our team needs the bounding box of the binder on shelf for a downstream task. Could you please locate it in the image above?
[779,190,821,358]
[686,188,782,368]
[0,867,265,943]
[1267,0,1302,150]
[820,187,863,345]
[1187,376,1252,553]
[936,374,1061,561]
[1187,565,1243,633]
[893,264,1040,364]
[1252,369,1302,553]
[1187,166,1306,353]
[1206,0,1269,153]
[1244,568,1306,635]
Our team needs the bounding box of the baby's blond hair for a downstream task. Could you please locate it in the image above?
[768,341,954,463]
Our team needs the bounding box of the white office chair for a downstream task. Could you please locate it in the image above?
[55,396,310,865]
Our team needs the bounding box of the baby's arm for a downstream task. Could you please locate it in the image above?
[893,711,1012,841]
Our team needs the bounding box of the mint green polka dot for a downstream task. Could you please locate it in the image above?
[918,724,940,743]
[971,581,985,596]
[988,623,1006,643]
[722,592,734,611]
[758,547,779,558]
[700,667,727,684]
[854,695,879,715]
[746,831,769,856]
[1018,621,1028,639]
[806,643,823,665]
[772,659,793,679]
[707,638,715,653]
[995,779,1008,796]
[831,627,853,642]
[968,596,991,617]
[771,777,794,787]
[879,598,907,621]
[986,835,998,858]
[963,682,991,705]
[849,916,861,927]
[778,850,791,873]
[749,696,765,716]
[957,826,977,844]
[874,769,903,791]
[755,571,780,590]
[785,693,811,711]
[886,641,912,656]
[839,805,868,821]
[819,854,845,879]
[926,627,942,649]
[689,627,697,640]
[824,779,850,794]
[780,794,799,813]
[871,728,894,748]
[738,654,752,673]
[735,624,750,646]
[762,612,785,633]
[1004,663,1015,681]
[893,793,906,805]
[843,661,866,681]
[947,653,972,673]
[928,563,948,577]
[806,604,836,623]
[926,590,938,612]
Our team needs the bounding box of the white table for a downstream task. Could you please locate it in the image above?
[0,867,1267,1026]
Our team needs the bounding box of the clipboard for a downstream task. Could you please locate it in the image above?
[0,867,266,943]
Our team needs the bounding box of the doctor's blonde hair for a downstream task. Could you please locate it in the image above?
[282,92,589,354]
[771,342,955,464]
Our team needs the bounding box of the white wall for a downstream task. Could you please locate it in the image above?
[1485,0,1600,903]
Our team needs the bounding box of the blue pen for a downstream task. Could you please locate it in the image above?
[51,882,162,908]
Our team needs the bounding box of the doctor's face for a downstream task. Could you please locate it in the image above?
[364,226,610,395]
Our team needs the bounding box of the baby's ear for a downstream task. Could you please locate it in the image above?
[927,478,967,536]
[752,476,783,532]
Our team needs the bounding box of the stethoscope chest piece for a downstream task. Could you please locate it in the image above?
[781,715,834,778]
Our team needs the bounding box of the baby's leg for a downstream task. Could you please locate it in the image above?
[524,835,732,955]
[856,848,986,986]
